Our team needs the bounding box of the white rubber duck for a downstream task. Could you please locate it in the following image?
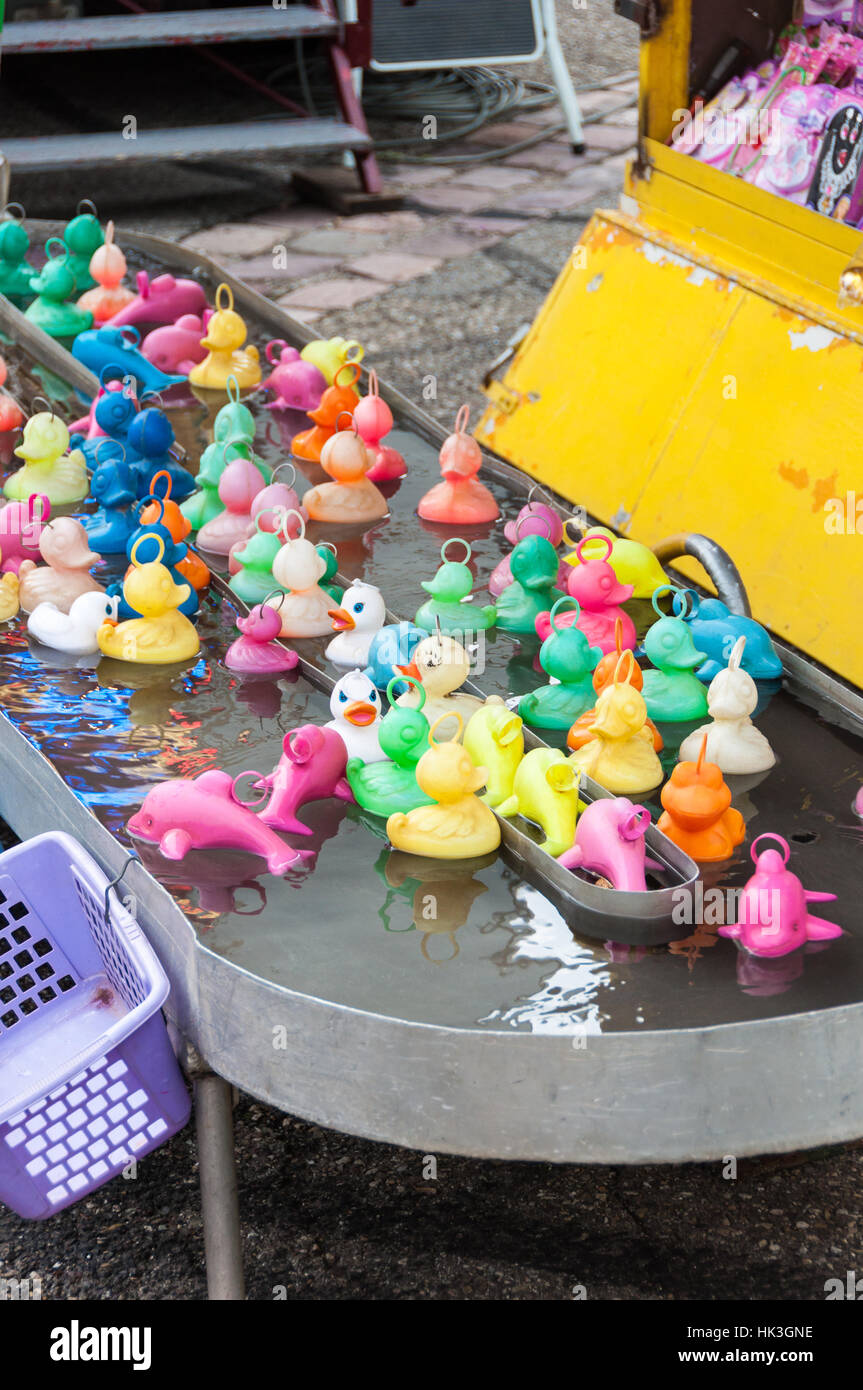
[325,668,388,763]
[395,631,483,742]
[679,636,776,775]
[270,511,334,638]
[325,580,386,668]
[28,590,120,656]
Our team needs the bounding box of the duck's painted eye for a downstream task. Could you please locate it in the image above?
[354,601,365,614]
[370,689,377,701]
[339,690,347,703]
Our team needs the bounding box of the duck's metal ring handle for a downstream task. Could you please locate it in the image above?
[77,198,99,218]
[514,510,552,541]
[651,533,751,617]
[3,202,25,221]
[261,588,288,612]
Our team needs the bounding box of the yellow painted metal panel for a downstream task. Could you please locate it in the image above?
[639,0,690,143]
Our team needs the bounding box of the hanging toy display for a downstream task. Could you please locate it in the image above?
[0,493,50,574]
[225,594,299,676]
[567,618,663,753]
[139,471,209,591]
[196,442,266,556]
[270,510,337,638]
[538,533,636,653]
[105,269,209,330]
[96,533,200,664]
[499,746,583,858]
[568,652,665,796]
[386,713,500,860]
[678,636,776,775]
[28,590,119,657]
[675,590,784,683]
[0,203,36,304]
[72,324,186,393]
[463,696,524,809]
[557,798,654,893]
[347,675,435,818]
[261,340,327,413]
[76,220,135,324]
[718,834,842,958]
[488,496,569,598]
[25,239,93,339]
[17,517,103,614]
[5,401,89,505]
[353,369,407,482]
[188,282,260,390]
[641,588,709,723]
[254,726,354,835]
[326,580,387,668]
[81,444,139,555]
[325,668,387,763]
[142,313,210,377]
[126,407,196,501]
[657,733,745,862]
[415,538,496,636]
[417,405,499,526]
[395,631,483,736]
[494,531,566,634]
[228,508,288,607]
[519,597,602,731]
[300,335,364,388]
[563,524,669,599]
[303,414,389,525]
[362,620,426,692]
[62,199,104,293]
[291,362,362,464]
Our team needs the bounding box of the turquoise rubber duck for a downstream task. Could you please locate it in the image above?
[63,202,105,294]
[495,532,565,633]
[181,378,268,531]
[0,211,36,305]
[25,239,93,339]
[347,676,435,817]
[641,587,709,722]
[415,539,496,635]
[518,597,602,730]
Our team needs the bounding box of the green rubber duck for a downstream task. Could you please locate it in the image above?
[182,380,268,530]
[316,541,343,604]
[228,524,283,606]
[495,533,565,634]
[25,239,93,340]
[415,538,496,636]
[641,587,709,722]
[347,675,435,817]
[0,211,36,306]
[63,202,104,294]
[518,597,602,730]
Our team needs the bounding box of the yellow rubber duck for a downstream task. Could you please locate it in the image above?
[569,653,664,795]
[463,696,524,808]
[395,631,483,741]
[387,714,501,860]
[563,524,668,600]
[0,568,20,621]
[4,404,88,505]
[189,283,261,391]
[97,534,200,665]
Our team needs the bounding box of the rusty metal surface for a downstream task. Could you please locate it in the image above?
[0,6,337,54]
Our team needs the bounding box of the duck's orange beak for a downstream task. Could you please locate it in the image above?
[328,607,355,632]
[345,700,376,726]
[396,661,421,680]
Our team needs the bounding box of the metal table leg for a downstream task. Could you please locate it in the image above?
[195,1074,246,1301]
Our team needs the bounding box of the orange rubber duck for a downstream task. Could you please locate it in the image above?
[417,405,499,525]
[77,221,135,324]
[137,470,210,591]
[567,620,663,752]
[303,419,388,525]
[657,733,745,862]
[291,361,360,463]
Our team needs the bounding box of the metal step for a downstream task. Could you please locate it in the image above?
[0,6,337,55]
[0,117,372,171]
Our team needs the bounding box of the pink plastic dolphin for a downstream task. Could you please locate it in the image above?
[258,724,354,835]
[719,834,842,958]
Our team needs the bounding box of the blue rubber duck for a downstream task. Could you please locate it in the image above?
[677,592,783,683]
[126,408,196,501]
[641,588,709,722]
[80,453,139,555]
[415,539,496,636]
[518,597,602,730]
[108,514,199,620]
[72,376,144,470]
[72,325,186,394]
[495,533,565,634]
[363,621,425,692]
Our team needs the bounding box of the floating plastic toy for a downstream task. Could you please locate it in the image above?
[499,746,583,858]
[96,533,200,664]
[63,200,104,294]
[641,588,709,723]
[115,500,199,620]
[0,493,50,573]
[718,834,842,958]
[255,725,353,834]
[415,538,496,636]
[568,652,664,796]
[326,580,387,668]
[197,444,265,555]
[72,374,142,468]
[563,525,669,599]
[0,394,24,432]
[126,408,196,501]
[126,770,306,874]
[679,636,776,774]
[28,590,119,656]
[261,340,326,413]
[347,675,434,818]
[225,596,299,676]
[142,313,209,377]
[546,533,636,653]
[676,591,784,683]
[25,239,93,339]
[519,597,602,731]
[139,471,209,591]
[304,417,388,525]
[0,204,35,303]
[489,498,569,598]
[72,324,186,393]
[189,283,260,390]
[105,269,209,330]
[495,532,566,633]
[316,541,343,604]
[301,335,364,387]
[463,696,524,809]
[567,616,662,752]
[292,363,362,464]
[557,797,654,892]
[81,446,138,555]
[353,369,406,482]
[417,405,499,526]
[76,220,134,324]
[395,631,483,737]
[18,516,102,614]
[5,404,88,505]
[387,713,500,859]
[228,510,285,606]
[325,668,387,763]
[363,621,426,692]
[658,734,745,862]
[270,511,336,638]
[0,566,18,620]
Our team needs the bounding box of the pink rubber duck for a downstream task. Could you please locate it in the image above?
[535,534,635,651]
[417,405,499,526]
[0,493,50,574]
[225,598,300,676]
[196,442,266,555]
[261,340,326,413]
[353,369,406,482]
[227,465,306,575]
[489,500,570,598]
[17,516,103,614]
[557,797,656,892]
[718,834,843,958]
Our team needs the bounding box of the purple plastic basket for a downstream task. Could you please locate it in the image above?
[0,832,190,1219]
